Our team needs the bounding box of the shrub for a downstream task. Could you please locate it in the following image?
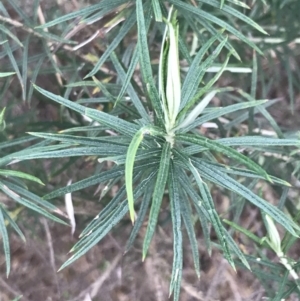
[1,0,300,299]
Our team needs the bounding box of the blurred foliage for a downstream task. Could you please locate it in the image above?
[0,0,300,300]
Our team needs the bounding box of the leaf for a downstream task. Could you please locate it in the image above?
[168,163,183,300]
[125,128,147,222]
[0,169,44,185]
[193,159,300,236]
[59,199,129,271]
[44,160,159,199]
[0,182,67,225]
[197,0,267,35]
[223,219,265,245]
[143,142,171,259]
[85,9,137,78]
[177,168,212,254]
[0,72,16,78]
[177,134,271,181]
[179,97,264,133]
[126,181,154,251]
[22,36,29,102]
[28,132,130,147]
[2,39,25,101]
[1,180,62,213]
[180,31,225,110]
[61,171,155,270]
[0,136,37,150]
[0,24,23,47]
[110,51,150,121]
[218,136,300,147]
[176,90,218,130]
[223,230,250,270]
[185,51,232,111]
[136,0,164,124]
[187,160,235,268]
[152,0,163,22]
[180,188,200,277]
[36,0,125,28]
[33,84,138,137]
[1,205,25,242]
[0,207,10,276]
[165,10,181,128]
[169,0,263,54]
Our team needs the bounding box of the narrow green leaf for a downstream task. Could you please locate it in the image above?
[169,0,263,54]
[0,72,16,78]
[35,0,124,28]
[1,180,62,213]
[180,31,225,110]
[59,200,129,271]
[22,36,29,102]
[44,160,158,199]
[0,169,44,185]
[193,159,300,236]
[7,146,127,161]
[168,163,183,300]
[177,168,212,254]
[0,183,67,225]
[3,40,25,101]
[79,171,150,240]
[176,90,218,131]
[187,160,290,187]
[100,149,161,165]
[27,56,44,103]
[115,46,138,101]
[33,84,138,137]
[126,177,155,251]
[188,161,234,268]
[249,51,257,132]
[223,219,265,245]
[218,136,300,147]
[197,0,268,35]
[180,190,200,277]
[85,9,137,78]
[143,142,171,259]
[1,206,25,242]
[110,51,150,121]
[0,136,37,150]
[180,100,267,133]
[125,128,147,222]
[223,230,250,270]
[136,0,164,124]
[28,132,129,147]
[0,24,23,47]
[0,207,10,277]
[184,51,232,114]
[152,0,163,22]
[177,134,271,181]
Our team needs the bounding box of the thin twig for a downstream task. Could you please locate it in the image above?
[69,253,122,301]
[204,258,226,301]
[37,5,63,86]
[181,279,205,300]
[41,217,61,299]
[0,277,29,301]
